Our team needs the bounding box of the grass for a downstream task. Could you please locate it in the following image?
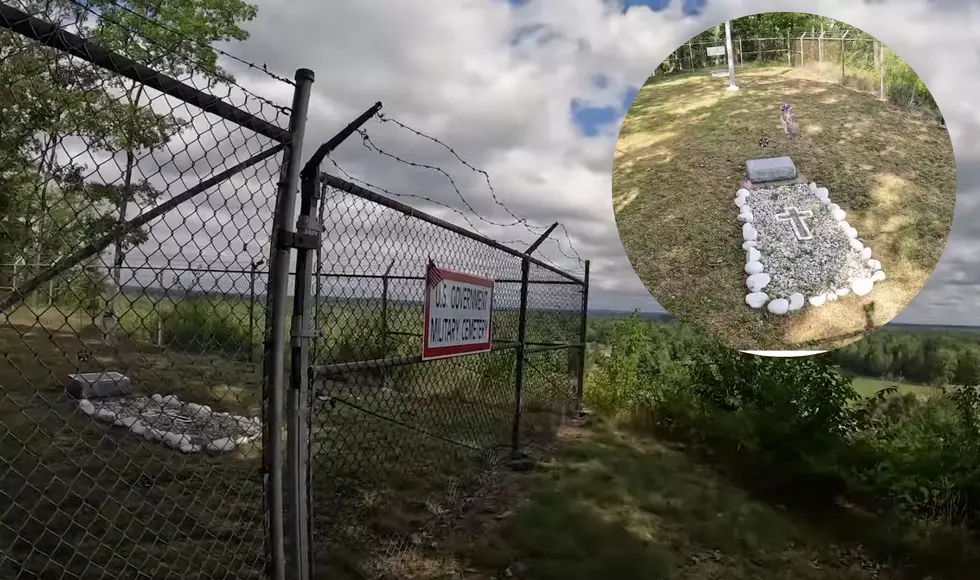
[850,375,940,399]
[0,297,578,579]
[612,65,956,351]
[409,420,977,580]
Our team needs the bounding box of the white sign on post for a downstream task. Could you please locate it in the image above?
[422,263,494,360]
[706,45,726,57]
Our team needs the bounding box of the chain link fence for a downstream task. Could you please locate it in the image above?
[655,32,940,120]
[1,2,589,579]
[297,172,588,579]
[0,1,301,578]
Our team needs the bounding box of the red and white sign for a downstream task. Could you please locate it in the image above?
[422,263,494,360]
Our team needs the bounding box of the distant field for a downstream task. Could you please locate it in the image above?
[850,375,940,399]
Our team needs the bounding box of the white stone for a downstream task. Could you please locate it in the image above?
[151,393,164,404]
[233,435,256,446]
[836,287,850,297]
[206,438,237,452]
[871,270,886,282]
[860,247,873,260]
[809,182,818,192]
[788,293,805,311]
[130,423,147,436]
[808,294,827,307]
[745,261,764,275]
[816,187,829,197]
[161,431,192,449]
[846,226,858,239]
[737,212,753,223]
[849,238,864,251]
[179,444,198,454]
[852,278,874,296]
[827,203,840,213]
[95,408,117,423]
[160,395,181,409]
[831,209,846,221]
[743,228,757,242]
[767,299,790,315]
[747,247,761,263]
[113,416,140,428]
[78,399,95,416]
[820,196,832,206]
[737,188,750,198]
[826,292,839,302]
[735,196,747,208]
[185,403,212,419]
[867,259,881,270]
[145,428,165,442]
[746,273,771,292]
[742,241,757,250]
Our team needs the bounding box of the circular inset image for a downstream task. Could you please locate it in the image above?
[612,13,955,352]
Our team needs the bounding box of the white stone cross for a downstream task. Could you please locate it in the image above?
[775,206,814,241]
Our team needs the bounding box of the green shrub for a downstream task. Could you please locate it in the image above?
[160,299,255,358]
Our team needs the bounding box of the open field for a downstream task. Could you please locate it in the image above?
[612,65,955,351]
[850,375,940,399]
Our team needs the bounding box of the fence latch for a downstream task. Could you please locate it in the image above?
[276,222,321,250]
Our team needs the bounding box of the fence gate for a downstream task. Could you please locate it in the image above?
[277,142,590,578]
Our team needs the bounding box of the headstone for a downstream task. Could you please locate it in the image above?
[746,156,797,182]
[66,371,131,399]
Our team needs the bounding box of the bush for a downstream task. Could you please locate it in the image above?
[161,299,255,358]
[585,315,980,537]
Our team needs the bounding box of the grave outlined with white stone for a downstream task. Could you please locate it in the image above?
[734,182,886,315]
[76,391,261,454]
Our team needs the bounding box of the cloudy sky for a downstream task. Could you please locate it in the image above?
[114,0,979,325]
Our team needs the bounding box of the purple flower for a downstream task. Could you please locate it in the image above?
[780,103,792,111]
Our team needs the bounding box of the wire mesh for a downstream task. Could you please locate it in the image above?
[306,177,586,578]
[0,1,297,578]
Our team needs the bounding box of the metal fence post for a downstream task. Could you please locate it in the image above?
[284,167,323,580]
[785,34,790,67]
[575,260,590,412]
[510,224,557,456]
[380,259,394,389]
[511,256,530,457]
[263,67,314,580]
[841,30,849,84]
[286,101,383,579]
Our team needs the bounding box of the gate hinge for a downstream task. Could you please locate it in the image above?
[290,315,322,339]
[276,227,320,250]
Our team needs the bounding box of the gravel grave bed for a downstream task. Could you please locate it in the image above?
[77,394,261,454]
[735,182,886,315]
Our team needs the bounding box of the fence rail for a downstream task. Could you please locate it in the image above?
[0,3,588,580]
[657,32,893,103]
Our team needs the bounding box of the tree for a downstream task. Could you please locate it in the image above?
[81,0,259,318]
[953,347,980,387]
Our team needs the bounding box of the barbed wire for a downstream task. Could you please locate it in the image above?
[65,0,292,118]
[324,154,526,249]
[324,155,573,274]
[355,117,586,270]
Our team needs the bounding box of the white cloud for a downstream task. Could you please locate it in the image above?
[66,0,979,325]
